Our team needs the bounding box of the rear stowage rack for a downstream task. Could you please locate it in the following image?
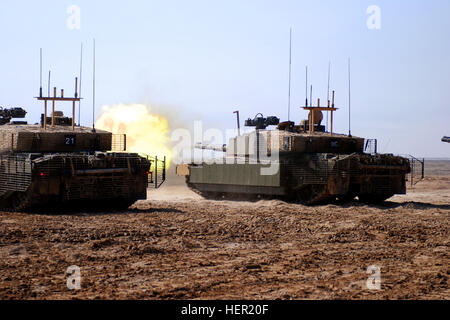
[144,155,166,189]
[401,154,424,186]
[110,134,166,188]
[110,152,167,189]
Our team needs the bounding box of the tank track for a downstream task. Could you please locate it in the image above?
[187,179,394,205]
[0,189,138,212]
[187,182,265,201]
[187,180,336,205]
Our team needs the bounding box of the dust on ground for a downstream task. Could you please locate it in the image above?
[0,161,448,299]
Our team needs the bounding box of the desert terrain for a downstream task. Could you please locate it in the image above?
[0,161,448,299]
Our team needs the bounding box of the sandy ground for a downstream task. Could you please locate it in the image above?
[0,161,448,299]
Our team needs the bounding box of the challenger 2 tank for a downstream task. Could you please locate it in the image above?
[0,79,165,211]
[177,92,410,204]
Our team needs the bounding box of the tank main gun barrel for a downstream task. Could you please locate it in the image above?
[0,107,27,125]
[195,142,227,152]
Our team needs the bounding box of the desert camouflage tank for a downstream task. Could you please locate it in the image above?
[0,80,165,211]
[177,92,410,204]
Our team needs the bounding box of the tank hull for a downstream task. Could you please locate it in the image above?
[0,152,150,211]
[183,153,410,204]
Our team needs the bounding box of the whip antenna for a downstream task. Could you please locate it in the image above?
[48,70,51,97]
[348,58,352,137]
[92,39,96,132]
[287,27,292,121]
[78,43,83,126]
[327,61,331,132]
[305,66,308,107]
[39,48,43,97]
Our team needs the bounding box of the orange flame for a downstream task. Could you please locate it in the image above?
[96,104,172,166]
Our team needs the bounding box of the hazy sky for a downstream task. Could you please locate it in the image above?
[0,0,449,157]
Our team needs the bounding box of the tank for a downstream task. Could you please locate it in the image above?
[177,93,410,204]
[0,81,165,211]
